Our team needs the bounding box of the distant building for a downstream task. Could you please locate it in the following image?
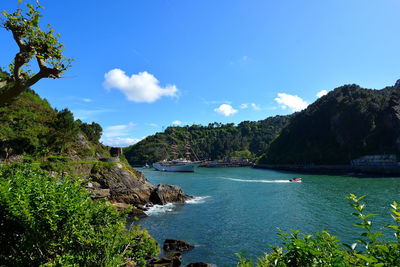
[110,147,122,157]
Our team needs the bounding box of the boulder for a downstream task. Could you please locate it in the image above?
[163,239,194,252]
[111,202,147,218]
[150,184,192,205]
[186,263,211,267]
[92,188,110,199]
[147,252,182,267]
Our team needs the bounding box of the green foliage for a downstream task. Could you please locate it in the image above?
[124,116,291,165]
[77,120,103,143]
[2,1,72,76]
[237,194,400,266]
[47,156,70,162]
[260,84,400,164]
[0,87,108,159]
[0,163,159,266]
[0,89,56,155]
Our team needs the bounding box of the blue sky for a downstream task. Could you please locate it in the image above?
[1,0,400,146]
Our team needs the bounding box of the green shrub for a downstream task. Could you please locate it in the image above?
[22,155,34,163]
[47,156,70,162]
[39,161,56,171]
[0,163,159,266]
[237,194,400,266]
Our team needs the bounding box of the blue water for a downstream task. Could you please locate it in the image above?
[134,167,400,266]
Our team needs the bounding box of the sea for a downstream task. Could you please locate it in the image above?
[132,167,400,266]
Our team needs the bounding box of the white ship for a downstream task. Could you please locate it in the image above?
[153,128,200,172]
[153,159,199,172]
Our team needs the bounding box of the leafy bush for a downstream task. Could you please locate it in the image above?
[47,156,70,162]
[0,163,159,266]
[237,194,400,266]
[22,155,34,163]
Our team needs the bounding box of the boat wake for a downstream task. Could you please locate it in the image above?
[186,196,210,204]
[220,177,291,183]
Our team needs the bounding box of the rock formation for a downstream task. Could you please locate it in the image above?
[163,239,195,252]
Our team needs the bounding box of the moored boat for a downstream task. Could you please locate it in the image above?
[153,127,200,172]
[153,159,200,172]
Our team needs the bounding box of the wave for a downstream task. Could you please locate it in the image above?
[144,203,175,216]
[186,196,210,204]
[220,177,291,183]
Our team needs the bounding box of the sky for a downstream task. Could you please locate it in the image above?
[1,0,400,147]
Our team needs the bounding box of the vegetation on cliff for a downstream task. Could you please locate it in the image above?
[237,194,400,266]
[0,87,107,160]
[123,116,290,165]
[0,163,159,266]
[259,82,400,165]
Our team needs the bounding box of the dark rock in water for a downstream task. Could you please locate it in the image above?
[147,252,182,267]
[136,203,147,210]
[111,202,147,218]
[186,263,211,267]
[150,184,191,205]
[130,207,148,218]
[163,239,195,252]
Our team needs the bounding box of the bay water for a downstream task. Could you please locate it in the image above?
[134,167,400,266]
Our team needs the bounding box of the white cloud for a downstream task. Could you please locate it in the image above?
[103,122,135,138]
[275,93,308,112]
[82,98,92,103]
[251,103,261,111]
[214,104,238,117]
[148,123,158,127]
[317,90,328,98]
[240,103,248,109]
[103,69,179,103]
[201,98,232,105]
[242,55,248,61]
[72,109,113,121]
[102,137,142,147]
[101,122,140,147]
[172,120,181,125]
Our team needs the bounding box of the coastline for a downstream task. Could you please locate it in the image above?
[254,163,400,176]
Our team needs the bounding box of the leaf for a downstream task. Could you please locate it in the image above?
[355,253,378,263]
[365,213,377,219]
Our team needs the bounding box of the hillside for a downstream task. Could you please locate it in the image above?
[0,86,189,217]
[259,81,400,165]
[0,87,108,161]
[123,115,291,165]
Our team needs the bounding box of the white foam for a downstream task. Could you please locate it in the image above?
[144,203,175,216]
[186,196,210,204]
[220,177,291,183]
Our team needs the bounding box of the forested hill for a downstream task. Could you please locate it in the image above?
[123,115,291,165]
[259,81,400,165]
[0,86,109,160]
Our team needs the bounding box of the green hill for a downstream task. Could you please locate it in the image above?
[0,84,108,161]
[259,81,400,165]
[123,115,291,165]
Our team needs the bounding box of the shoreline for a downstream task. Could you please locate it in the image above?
[254,163,400,176]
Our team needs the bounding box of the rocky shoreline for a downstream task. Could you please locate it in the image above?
[84,163,193,217]
[254,163,400,176]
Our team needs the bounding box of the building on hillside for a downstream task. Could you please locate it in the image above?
[110,147,122,157]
